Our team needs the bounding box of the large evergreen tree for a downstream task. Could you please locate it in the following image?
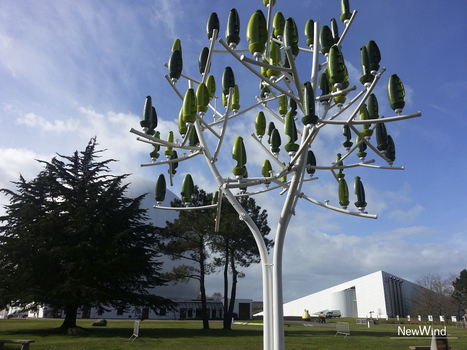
[213,196,272,330]
[0,138,171,329]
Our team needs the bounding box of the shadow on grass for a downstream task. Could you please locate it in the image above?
[2,326,264,340]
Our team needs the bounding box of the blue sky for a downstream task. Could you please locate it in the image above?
[1,0,466,303]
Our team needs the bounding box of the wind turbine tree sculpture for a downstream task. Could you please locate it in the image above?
[130,0,421,349]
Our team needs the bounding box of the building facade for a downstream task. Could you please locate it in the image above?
[280,270,422,319]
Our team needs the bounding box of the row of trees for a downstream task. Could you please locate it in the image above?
[412,270,467,318]
[0,138,271,330]
[157,187,272,330]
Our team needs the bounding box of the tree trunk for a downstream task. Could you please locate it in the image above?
[59,305,78,330]
[225,255,238,330]
[199,241,209,330]
[223,244,231,330]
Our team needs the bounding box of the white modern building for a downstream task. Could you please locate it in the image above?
[280,270,422,319]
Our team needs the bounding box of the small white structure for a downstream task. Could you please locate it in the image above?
[278,270,421,319]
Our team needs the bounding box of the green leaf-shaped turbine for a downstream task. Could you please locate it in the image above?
[354,176,367,209]
[255,111,266,138]
[155,174,166,203]
[246,10,267,58]
[207,12,220,40]
[181,174,195,203]
[226,8,241,49]
[232,136,247,176]
[168,49,183,83]
[273,12,285,39]
[387,74,405,113]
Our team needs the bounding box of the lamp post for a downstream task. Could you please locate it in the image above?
[130,1,421,349]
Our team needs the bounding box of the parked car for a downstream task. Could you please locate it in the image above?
[325,310,341,318]
[7,310,28,319]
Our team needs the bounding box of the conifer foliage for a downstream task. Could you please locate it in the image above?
[0,137,170,329]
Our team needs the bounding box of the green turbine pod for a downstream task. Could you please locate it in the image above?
[367,40,381,73]
[199,47,210,75]
[246,10,267,59]
[354,176,367,210]
[187,127,199,147]
[273,12,286,39]
[141,95,152,131]
[319,71,330,101]
[149,106,158,132]
[169,150,179,175]
[360,104,373,138]
[155,174,166,203]
[168,49,183,83]
[196,83,209,115]
[178,107,187,136]
[386,135,396,162]
[222,66,235,96]
[338,178,350,208]
[304,19,314,48]
[181,174,195,203]
[331,18,339,44]
[336,153,345,179]
[182,88,197,124]
[306,150,317,176]
[302,81,318,125]
[255,111,266,138]
[232,136,247,177]
[231,84,240,112]
[278,95,288,117]
[356,135,367,160]
[343,124,353,150]
[206,75,216,100]
[289,97,297,117]
[368,94,379,120]
[150,131,161,160]
[328,45,346,89]
[164,131,174,158]
[284,17,299,58]
[375,122,388,152]
[267,41,281,80]
[266,121,276,144]
[270,128,281,155]
[359,45,374,85]
[284,111,299,155]
[207,12,220,40]
[226,8,241,49]
[387,74,405,114]
[340,0,352,23]
[319,25,334,55]
[261,159,273,185]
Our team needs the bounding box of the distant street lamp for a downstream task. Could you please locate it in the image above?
[130,0,421,349]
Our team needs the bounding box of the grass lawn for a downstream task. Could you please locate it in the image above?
[1,318,466,349]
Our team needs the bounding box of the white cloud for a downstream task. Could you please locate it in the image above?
[16,113,79,133]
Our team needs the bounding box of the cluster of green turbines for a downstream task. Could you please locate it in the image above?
[130,1,420,348]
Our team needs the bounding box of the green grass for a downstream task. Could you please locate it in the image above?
[1,318,466,349]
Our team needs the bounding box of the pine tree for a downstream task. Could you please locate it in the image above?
[158,186,216,330]
[0,137,171,329]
